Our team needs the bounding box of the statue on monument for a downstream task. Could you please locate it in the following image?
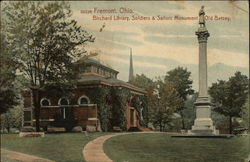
[199,6,205,27]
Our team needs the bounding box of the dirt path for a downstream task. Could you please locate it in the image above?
[83,133,128,162]
[1,149,54,162]
[83,132,158,162]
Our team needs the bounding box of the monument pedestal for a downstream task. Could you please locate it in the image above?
[188,97,219,135]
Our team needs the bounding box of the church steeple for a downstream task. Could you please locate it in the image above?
[128,48,134,82]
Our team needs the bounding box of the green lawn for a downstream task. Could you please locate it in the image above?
[104,133,249,162]
[1,132,109,162]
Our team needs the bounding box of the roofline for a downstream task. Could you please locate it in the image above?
[75,60,119,74]
[77,80,146,94]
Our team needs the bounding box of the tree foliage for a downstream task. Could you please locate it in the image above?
[129,74,155,90]
[182,93,197,129]
[241,95,249,129]
[87,87,112,132]
[130,74,183,131]
[164,67,194,129]
[131,95,148,127]
[2,1,94,131]
[0,87,19,114]
[0,105,23,133]
[3,1,94,88]
[165,67,194,101]
[208,72,249,133]
[150,81,183,131]
[0,17,19,114]
[87,86,146,132]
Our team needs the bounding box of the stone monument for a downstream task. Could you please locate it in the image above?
[189,6,218,135]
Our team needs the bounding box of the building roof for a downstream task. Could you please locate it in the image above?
[75,57,146,94]
[75,58,119,74]
[77,73,146,94]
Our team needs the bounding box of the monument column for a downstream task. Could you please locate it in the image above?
[197,30,209,98]
[189,6,218,135]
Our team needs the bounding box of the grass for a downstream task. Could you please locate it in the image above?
[1,132,109,162]
[104,133,249,162]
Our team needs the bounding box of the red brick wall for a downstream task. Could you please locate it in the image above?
[22,86,144,131]
[38,105,98,128]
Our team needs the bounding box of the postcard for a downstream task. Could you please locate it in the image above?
[1,1,249,162]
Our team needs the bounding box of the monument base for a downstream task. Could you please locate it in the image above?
[188,117,219,135]
[188,97,219,135]
[171,134,234,138]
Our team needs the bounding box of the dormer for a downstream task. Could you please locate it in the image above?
[75,58,119,78]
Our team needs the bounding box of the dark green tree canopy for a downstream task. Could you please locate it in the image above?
[0,16,19,114]
[208,72,248,134]
[164,67,194,129]
[164,67,194,100]
[2,1,94,131]
[129,74,155,90]
[3,1,94,89]
[209,71,248,118]
[130,73,183,131]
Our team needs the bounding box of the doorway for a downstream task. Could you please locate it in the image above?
[130,108,136,127]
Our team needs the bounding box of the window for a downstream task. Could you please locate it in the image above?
[92,66,97,73]
[58,98,69,106]
[78,96,90,105]
[100,69,104,75]
[40,98,50,106]
[85,66,91,73]
[24,111,32,121]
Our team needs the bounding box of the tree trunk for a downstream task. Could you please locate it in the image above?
[180,111,185,129]
[7,126,10,133]
[229,116,232,134]
[31,88,41,132]
[163,123,166,132]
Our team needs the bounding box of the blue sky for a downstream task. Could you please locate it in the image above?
[69,1,249,90]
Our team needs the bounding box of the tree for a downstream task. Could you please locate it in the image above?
[164,67,194,129]
[241,95,249,129]
[182,93,197,129]
[0,87,19,114]
[0,105,23,133]
[0,17,19,114]
[208,72,248,134]
[130,74,183,131]
[129,74,156,126]
[3,2,94,131]
[150,81,183,131]
[129,74,155,90]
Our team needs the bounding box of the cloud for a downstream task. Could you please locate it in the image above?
[69,1,248,86]
[142,25,195,36]
[144,35,196,47]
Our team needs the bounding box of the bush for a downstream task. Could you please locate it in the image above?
[0,105,23,133]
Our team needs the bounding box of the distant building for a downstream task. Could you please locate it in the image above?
[22,53,147,131]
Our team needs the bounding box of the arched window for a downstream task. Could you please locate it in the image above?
[58,98,69,106]
[78,96,90,105]
[40,98,50,107]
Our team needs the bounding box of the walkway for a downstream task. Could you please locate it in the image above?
[83,132,158,162]
[1,149,54,162]
[83,133,128,162]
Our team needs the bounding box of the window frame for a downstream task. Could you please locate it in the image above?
[40,98,51,107]
[58,97,70,106]
[78,95,90,105]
